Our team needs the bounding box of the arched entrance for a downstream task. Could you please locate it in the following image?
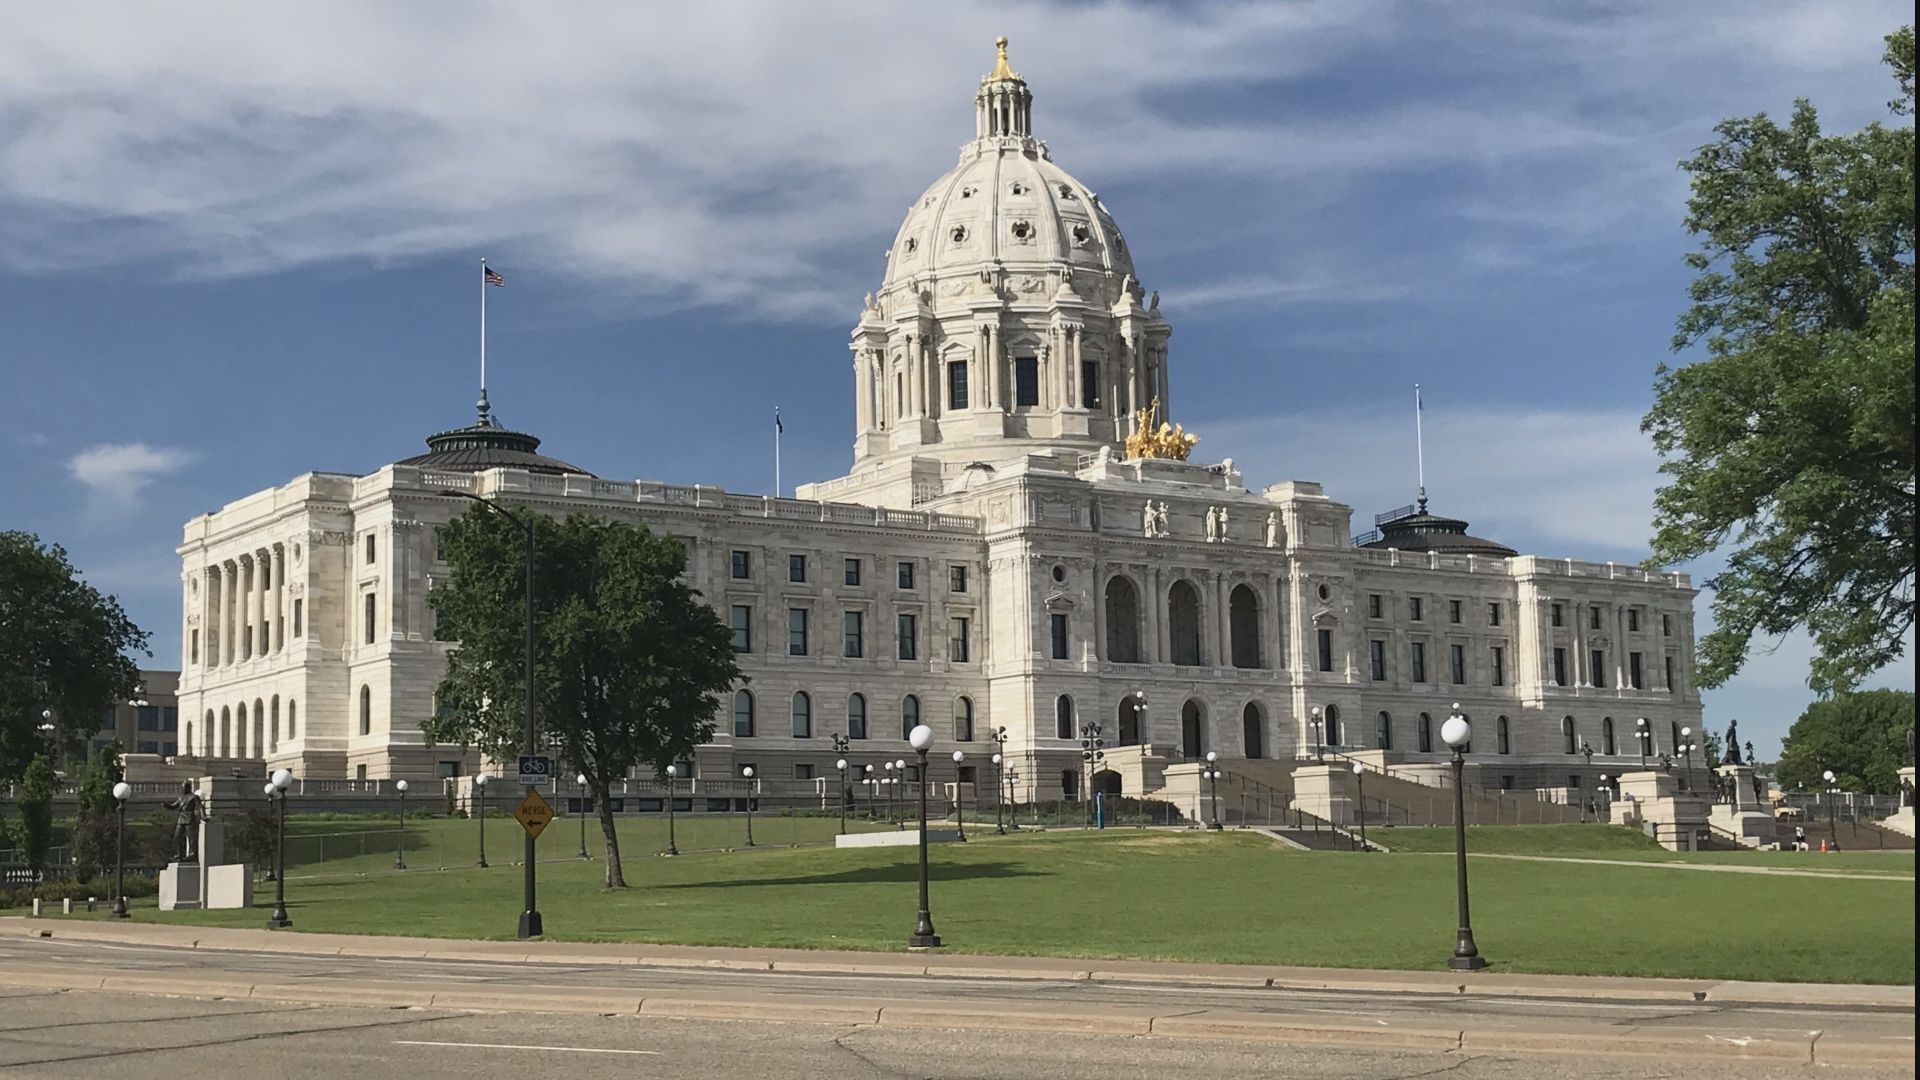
[1168,581,1203,666]
[1229,585,1261,668]
[1242,702,1264,759]
[1117,695,1143,745]
[1104,576,1142,663]
[1094,770,1124,796]
[1181,699,1206,759]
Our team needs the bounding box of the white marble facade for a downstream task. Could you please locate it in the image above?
[174,42,1701,796]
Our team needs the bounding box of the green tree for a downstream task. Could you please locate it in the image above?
[0,532,150,779]
[427,508,742,889]
[1643,27,1914,694]
[8,755,56,881]
[1775,689,1913,793]
[69,739,125,881]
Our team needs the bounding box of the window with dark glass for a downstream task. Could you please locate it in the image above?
[1551,603,1564,627]
[848,693,868,739]
[730,606,752,652]
[364,593,377,644]
[1418,713,1434,753]
[954,697,974,741]
[1492,646,1506,687]
[1014,356,1039,406]
[1410,642,1427,683]
[949,617,970,662]
[1627,608,1640,632]
[1496,716,1511,755]
[1553,647,1568,686]
[292,598,303,638]
[1665,654,1676,692]
[843,611,864,658]
[365,533,376,564]
[1662,612,1672,635]
[733,691,755,737]
[1316,629,1333,672]
[1589,605,1603,630]
[1449,600,1462,624]
[1449,643,1466,684]
[949,565,967,593]
[1368,593,1383,619]
[731,550,751,579]
[1629,651,1644,690]
[897,561,915,589]
[948,361,969,410]
[1590,649,1606,688]
[1055,695,1074,739]
[901,695,920,739]
[1050,613,1070,660]
[791,692,812,738]
[788,554,806,582]
[190,629,200,664]
[1368,639,1386,681]
[844,558,861,586]
[1410,597,1423,622]
[787,608,808,656]
[1488,602,1501,626]
[897,613,917,660]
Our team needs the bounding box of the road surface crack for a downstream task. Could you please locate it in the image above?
[0,1007,463,1071]
[828,1024,925,1079]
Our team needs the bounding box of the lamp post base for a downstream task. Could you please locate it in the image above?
[518,910,543,938]
[1447,954,1489,971]
[110,898,129,919]
[395,858,407,870]
[1206,822,1224,832]
[907,933,943,950]
[266,912,292,930]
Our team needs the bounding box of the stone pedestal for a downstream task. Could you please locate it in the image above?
[158,862,203,910]
[1885,766,1917,839]
[157,818,252,911]
[1610,770,1709,851]
[1288,765,1352,826]
[1708,764,1777,848]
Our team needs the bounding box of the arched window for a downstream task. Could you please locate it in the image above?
[1242,702,1264,758]
[1056,695,1075,740]
[1229,585,1261,668]
[1375,711,1393,751]
[1418,712,1434,754]
[203,709,214,755]
[1181,699,1205,759]
[270,695,280,753]
[1104,576,1142,663]
[1497,716,1511,755]
[1324,704,1342,748]
[791,692,812,738]
[1563,716,1578,755]
[1602,717,1616,756]
[1168,581,1204,666]
[847,693,868,740]
[954,696,974,741]
[359,686,372,736]
[287,699,297,740]
[901,694,921,739]
[733,690,755,737]
[235,701,248,757]
[186,718,196,756]
[252,698,264,758]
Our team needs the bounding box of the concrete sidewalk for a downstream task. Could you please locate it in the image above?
[6,916,1911,1009]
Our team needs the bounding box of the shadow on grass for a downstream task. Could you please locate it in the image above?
[658,860,1046,889]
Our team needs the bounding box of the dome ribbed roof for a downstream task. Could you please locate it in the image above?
[1357,499,1516,558]
[394,395,593,477]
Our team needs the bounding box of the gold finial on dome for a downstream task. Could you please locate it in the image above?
[988,36,1018,81]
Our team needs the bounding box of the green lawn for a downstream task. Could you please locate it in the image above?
[76,829,1914,985]
[1373,825,1915,874]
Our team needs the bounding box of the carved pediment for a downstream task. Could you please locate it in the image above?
[1310,608,1338,626]
[1044,591,1076,611]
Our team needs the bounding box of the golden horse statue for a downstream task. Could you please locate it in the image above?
[1123,398,1198,460]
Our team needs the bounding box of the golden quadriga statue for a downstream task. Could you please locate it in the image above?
[1123,399,1198,461]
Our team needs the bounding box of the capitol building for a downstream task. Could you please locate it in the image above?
[172,42,1702,805]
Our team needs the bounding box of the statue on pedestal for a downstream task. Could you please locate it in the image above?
[163,781,205,863]
[1265,512,1279,549]
[1725,720,1741,764]
[1154,501,1169,538]
[1203,506,1219,543]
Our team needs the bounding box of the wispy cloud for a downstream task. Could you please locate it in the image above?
[68,443,193,507]
[1170,273,1409,311]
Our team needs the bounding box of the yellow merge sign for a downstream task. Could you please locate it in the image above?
[514,788,555,839]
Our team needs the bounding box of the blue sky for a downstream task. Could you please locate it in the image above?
[1,2,1911,758]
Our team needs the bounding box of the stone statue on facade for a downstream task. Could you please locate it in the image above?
[1203,506,1219,543]
[163,781,205,863]
[1725,719,1741,764]
[1154,501,1169,538]
[1265,512,1279,549]
[1217,506,1229,541]
[1143,500,1156,539]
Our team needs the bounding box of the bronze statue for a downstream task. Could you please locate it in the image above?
[1725,720,1741,764]
[162,781,204,863]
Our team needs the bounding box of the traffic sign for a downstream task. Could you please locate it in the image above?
[517,755,553,781]
[514,788,555,839]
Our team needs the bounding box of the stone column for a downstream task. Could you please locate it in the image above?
[222,561,238,666]
[1215,573,1231,669]
[1157,348,1171,416]
[1091,562,1106,663]
[252,551,268,656]
[1150,567,1169,664]
[270,544,285,652]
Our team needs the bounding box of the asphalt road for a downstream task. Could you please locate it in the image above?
[0,935,1911,1078]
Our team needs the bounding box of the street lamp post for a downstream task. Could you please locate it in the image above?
[267,768,293,929]
[473,773,489,867]
[884,762,896,826]
[1309,706,1324,761]
[906,724,940,949]
[1680,726,1695,790]
[1635,717,1649,770]
[452,490,542,938]
[664,765,680,856]
[894,759,908,829]
[1579,742,1594,821]
[110,781,131,918]
[987,725,1009,835]
[575,773,591,859]
[1598,773,1611,820]
[1350,762,1369,851]
[1203,751,1224,831]
[1822,769,1837,849]
[951,750,967,842]
[394,780,409,870]
[835,758,849,836]
[1004,766,1022,829]
[863,764,876,819]
[1440,704,1486,970]
[741,766,757,847]
[1079,723,1105,827]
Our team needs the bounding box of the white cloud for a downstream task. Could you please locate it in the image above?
[68,443,193,506]
[1170,273,1410,311]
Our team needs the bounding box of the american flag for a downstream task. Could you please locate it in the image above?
[484,266,506,287]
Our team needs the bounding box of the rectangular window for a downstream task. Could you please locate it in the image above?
[730,605,752,653]
[793,764,816,781]
[897,561,915,589]
[1411,642,1427,683]
[1368,594,1383,619]
[1014,356,1039,406]
[1553,647,1568,686]
[1665,655,1676,693]
[163,706,178,730]
[1316,629,1333,673]
[136,706,161,731]
[844,558,861,586]
[897,614,918,660]
[433,607,451,642]
[190,629,200,665]
[1629,651,1644,690]
[1492,646,1506,687]
[1590,649,1606,688]
[1662,612,1672,636]
[949,617,970,662]
[843,611,864,658]
[1450,643,1466,684]
[1488,602,1501,627]
[1080,360,1100,408]
[949,564,968,593]
[365,533,376,564]
[1410,597,1423,622]
[363,593,377,645]
[1589,605,1603,630]
[787,608,809,656]
[948,361,969,410]
[1449,600,1462,624]
[1627,608,1641,632]
[731,550,751,579]
[1368,639,1387,681]
[1551,603,1564,628]
[1050,613,1070,660]
[292,598,304,639]
[788,554,807,583]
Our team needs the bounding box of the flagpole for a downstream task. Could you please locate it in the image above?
[1414,383,1426,510]
[479,256,489,408]
[774,407,782,499]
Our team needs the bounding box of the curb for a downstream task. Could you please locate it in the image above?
[7,963,1901,1066]
[6,918,1912,1011]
